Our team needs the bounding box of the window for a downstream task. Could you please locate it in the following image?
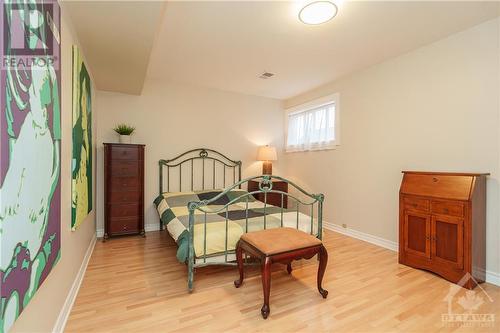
[285,93,339,152]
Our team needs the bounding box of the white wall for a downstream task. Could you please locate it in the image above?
[95,80,283,234]
[283,19,500,278]
[10,4,97,332]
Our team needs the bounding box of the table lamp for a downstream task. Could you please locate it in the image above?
[257,145,277,175]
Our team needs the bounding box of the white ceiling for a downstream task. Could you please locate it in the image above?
[63,1,165,95]
[147,1,499,99]
[66,1,499,99]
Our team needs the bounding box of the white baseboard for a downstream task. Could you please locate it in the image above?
[485,270,500,286]
[323,222,398,252]
[96,224,160,238]
[53,234,96,333]
[145,223,161,232]
[323,222,499,286]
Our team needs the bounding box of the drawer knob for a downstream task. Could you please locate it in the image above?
[432,177,438,182]
[443,208,449,213]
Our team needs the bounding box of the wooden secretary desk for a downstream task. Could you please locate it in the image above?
[103,143,145,240]
[399,171,488,289]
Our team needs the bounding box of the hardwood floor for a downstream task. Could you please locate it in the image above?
[66,230,500,332]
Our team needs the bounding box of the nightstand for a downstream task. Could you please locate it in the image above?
[247,180,288,208]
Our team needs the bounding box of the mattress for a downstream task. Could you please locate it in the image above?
[154,189,318,263]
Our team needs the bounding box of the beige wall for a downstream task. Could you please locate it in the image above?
[283,18,500,276]
[498,16,500,278]
[8,7,499,333]
[10,5,97,332]
[95,80,283,234]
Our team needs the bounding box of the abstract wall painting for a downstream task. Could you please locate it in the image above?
[0,1,61,332]
[71,45,92,231]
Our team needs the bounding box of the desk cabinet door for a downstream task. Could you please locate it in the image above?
[431,215,464,269]
[404,211,431,259]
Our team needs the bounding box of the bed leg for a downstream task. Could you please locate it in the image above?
[188,264,194,293]
[188,259,194,292]
[188,253,194,293]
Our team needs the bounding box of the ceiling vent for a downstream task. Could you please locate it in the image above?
[259,72,275,79]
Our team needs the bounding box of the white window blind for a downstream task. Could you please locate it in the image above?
[286,98,338,152]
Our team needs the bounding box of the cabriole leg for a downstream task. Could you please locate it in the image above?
[234,242,244,288]
[317,245,328,298]
[261,257,272,319]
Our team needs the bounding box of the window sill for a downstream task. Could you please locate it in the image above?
[285,145,339,153]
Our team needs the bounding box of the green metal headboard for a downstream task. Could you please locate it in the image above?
[159,148,242,194]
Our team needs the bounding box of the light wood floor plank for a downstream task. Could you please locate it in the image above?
[66,230,500,332]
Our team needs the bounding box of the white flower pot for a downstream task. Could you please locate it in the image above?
[119,134,132,144]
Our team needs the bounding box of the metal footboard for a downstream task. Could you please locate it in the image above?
[185,175,324,291]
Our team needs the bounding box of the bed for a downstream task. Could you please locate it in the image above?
[155,148,324,291]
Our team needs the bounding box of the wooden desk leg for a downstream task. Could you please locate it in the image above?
[317,245,328,299]
[261,257,272,319]
[234,243,244,288]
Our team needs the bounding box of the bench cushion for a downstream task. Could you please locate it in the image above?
[240,227,322,255]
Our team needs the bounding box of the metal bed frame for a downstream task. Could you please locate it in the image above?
[158,148,324,291]
[159,148,242,192]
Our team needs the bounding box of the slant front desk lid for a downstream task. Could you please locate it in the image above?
[400,171,489,201]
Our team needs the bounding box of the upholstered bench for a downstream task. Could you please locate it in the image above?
[234,227,328,319]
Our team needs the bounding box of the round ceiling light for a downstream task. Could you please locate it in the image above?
[299,1,338,25]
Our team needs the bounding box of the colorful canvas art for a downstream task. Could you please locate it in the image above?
[0,1,61,332]
[71,46,92,230]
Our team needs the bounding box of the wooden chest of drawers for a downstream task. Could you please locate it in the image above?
[104,143,145,240]
[399,171,488,289]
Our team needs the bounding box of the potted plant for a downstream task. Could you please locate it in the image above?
[113,124,135,144]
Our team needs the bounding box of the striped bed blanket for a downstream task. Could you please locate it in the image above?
[154,189,318,263]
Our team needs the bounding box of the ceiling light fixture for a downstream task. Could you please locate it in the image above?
[299,1,338,25]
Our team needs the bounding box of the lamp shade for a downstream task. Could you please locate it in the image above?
[257,145,277,161]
